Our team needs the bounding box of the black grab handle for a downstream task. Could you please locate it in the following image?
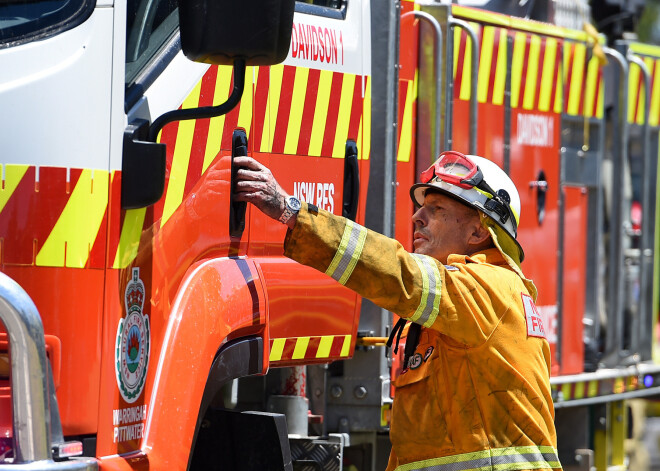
[343,140,359,221]
[230,129,248,238]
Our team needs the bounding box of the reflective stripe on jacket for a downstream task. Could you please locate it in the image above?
[284,204,560,471]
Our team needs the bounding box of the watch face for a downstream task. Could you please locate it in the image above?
[288,196,302,211]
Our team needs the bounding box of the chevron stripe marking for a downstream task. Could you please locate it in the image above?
[477,26,494,104]
[538,37,558,112]
[651,59,660,126]
[398,79,414,163]
[359,75,372,160]
[567,43,586,116]
[523,35,542,110]
[236,65,255,138]
[308,69,333,157]
[269,335,352,362]
[202,66,232,172]
[0,164,29,214]
[113,208,147,269]
[332,72,356,158]
[283,66,309,155]
[272,65,297,154]
[510,32,526,109]
[161,79,202,227]
[321,72,343,157]
[584,55,600,118]
[261,64,284,153]
[252,66,270,154]
[297,68,321,156]
[36,170,109,268]
[492,28,507,106]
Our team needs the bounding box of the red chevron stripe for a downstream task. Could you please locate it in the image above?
[320,72,343,156]
[220,96,241,151]
[297,68,321,156]
[347,75,364,142]
[272,65,297,154]
[252,66,270,152]
[533,39,547,111]
[184,67,218,197]
[563,44,575,113]
[487,28,501,104]
[578,53,589,116]
[518,35,531,108]
[307,336,322,357]
[592,68,603,117]
[281,338,298,361]
[329,335,345,357]
[454,30,467,99]
[550,39,562,112]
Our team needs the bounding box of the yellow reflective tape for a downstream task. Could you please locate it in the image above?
[628,42,660,56]
[161,79,202,226]
[203,65,233,173]
[637,56,655,124]
[397,79,414,163]
[588,380,599,397]
[651,59,660,126]
[493,29,507,106]
[292,336,310,359]
[284,67,309,155]
[0,164,29,214]
[554,43,567,114]
[340,335,351,357]
[567,43,586,116]
[332,73,356,158]
[477,26,495,104]
[36,170,109,268]
[614,377,625,393]
[510,32,527,108]
[584,55,600,118]
[453,26,461,81]
[237,65,255,138]
[561,382,572,400]
[574,381,585,399]
[269,338,286,362]
[459,24,474,101]
[262,64,284,153]
[309,69,333,157]
[360,75,372,160]
[523,35,541,110]
[316,335,334,358]
[113,207,147,269]
[338,222,367,285]
[538,37,558,112]
[326,220,355,277]
[628,59,641,124]
[410,256,430,324]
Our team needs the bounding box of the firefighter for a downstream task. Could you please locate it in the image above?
[234,151,561,471]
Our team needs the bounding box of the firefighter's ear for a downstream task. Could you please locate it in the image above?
[467,222,491,247]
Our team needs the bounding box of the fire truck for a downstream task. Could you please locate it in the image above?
[1,0,660,468]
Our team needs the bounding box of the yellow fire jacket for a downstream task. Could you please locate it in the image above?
[284,204,561,471]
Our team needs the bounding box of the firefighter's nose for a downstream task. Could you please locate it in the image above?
[412,206,427,227]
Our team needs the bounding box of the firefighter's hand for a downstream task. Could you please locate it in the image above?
[233,156,295,228]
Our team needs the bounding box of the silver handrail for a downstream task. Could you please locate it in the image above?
[401,10,443,161]
[0,272,51,462]
[626,52,653,360]
[448,18,479,155]
[602,46,629,362]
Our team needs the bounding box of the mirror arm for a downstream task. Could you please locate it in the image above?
[148,58,247,142]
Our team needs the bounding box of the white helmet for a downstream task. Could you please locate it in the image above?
[410,152,524,262]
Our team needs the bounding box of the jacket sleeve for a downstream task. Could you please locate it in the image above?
[283,204,518,346]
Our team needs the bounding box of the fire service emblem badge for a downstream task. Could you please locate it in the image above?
[115,267,150,403]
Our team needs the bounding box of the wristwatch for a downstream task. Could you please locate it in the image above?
[278,195,302,224]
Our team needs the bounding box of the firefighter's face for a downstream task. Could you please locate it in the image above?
[412,192,485,262]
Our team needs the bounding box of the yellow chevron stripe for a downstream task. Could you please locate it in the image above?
[588,380,599,397]
[262,64,284,153]
[309,69,333,157]
[0,164,29,214]
[538,37,558,112]
[628,59,641,124]
[510,32,527,108]
[567,43,586,116]
[651,59,660,126]
[596,69,605,119]
[523,35,542,110]
[161,80,202,226]
[332,73,356,158]
[493,28,507,106]
[574,381,585,399]
[556,42,570,114]
[561,383,571,400]
[459,25,474,101]
[637,56,655,124]
[315,336,333,358]
[358,75,371,161]
[340,335,351,357]
[292,336,310,359]
[36,169,109,268]
[397,79,414,163]
[237,65,255,138]
[269,338,286,362]
[453,26,461,81]
[113,207,147,269]
[284,67,309,155]
[477,26,495,104]
[202,66,233,173]
[584,55,600,118]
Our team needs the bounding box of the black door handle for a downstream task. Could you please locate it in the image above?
[230,129,248,238]
[343,140,359,221]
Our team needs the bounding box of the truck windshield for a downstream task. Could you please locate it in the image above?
[0,0,93,47]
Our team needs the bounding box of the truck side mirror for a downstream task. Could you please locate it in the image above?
[178,0,295,66]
